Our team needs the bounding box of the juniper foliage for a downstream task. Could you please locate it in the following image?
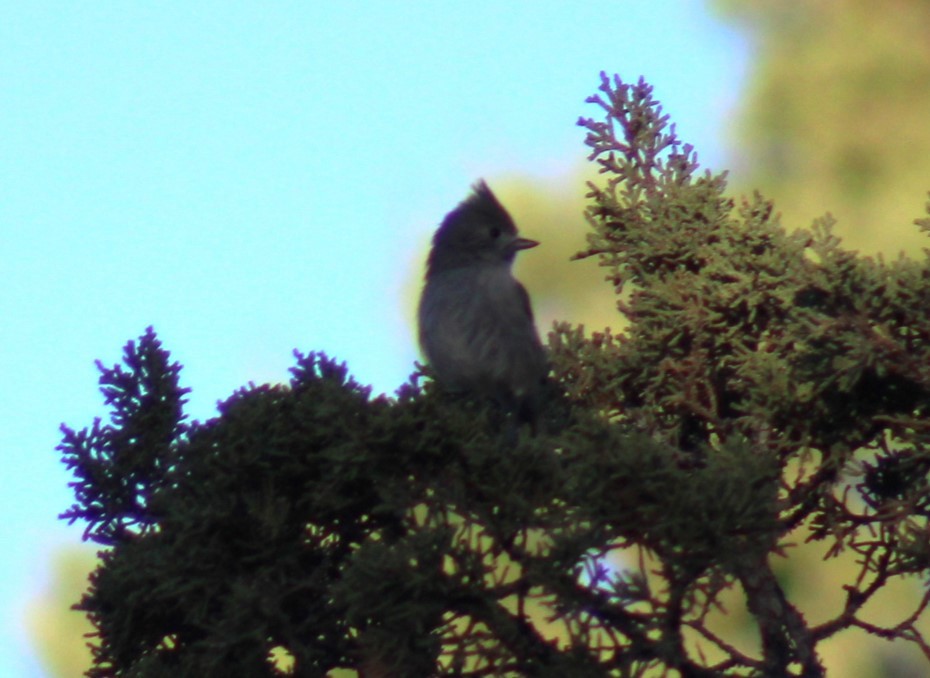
[60,74,930,676]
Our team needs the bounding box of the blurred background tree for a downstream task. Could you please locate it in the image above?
[718,0,930,255]
[27,549,96,677]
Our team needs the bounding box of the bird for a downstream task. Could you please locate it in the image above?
[418,180,548,430]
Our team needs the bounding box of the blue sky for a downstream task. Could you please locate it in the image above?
[0,3,747,674]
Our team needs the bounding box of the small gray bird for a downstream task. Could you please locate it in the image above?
[418,180,547,428]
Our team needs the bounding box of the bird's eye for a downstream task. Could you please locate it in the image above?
[489,227,501,239]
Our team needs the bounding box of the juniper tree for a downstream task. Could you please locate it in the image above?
[60,73,930,677]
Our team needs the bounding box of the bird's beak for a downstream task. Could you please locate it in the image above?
[512,237,539,251]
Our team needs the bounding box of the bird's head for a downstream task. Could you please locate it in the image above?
[426,180,538,276]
